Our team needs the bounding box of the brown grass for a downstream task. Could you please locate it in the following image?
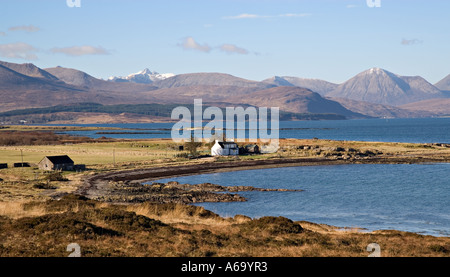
[0,137,449,257]
[0,195,448,257]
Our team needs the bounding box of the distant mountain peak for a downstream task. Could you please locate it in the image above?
[108,68,175,84]
[136,68,158,75]
[360,67,392,76]
[435,74,450,91]
[262,76,338,95]
[0,60,59,81]
[327,67,445,106]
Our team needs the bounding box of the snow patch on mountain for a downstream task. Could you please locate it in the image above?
[108,68,175,84]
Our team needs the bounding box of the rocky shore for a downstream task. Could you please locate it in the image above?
[77,154,450,204]
[92,180,303,204]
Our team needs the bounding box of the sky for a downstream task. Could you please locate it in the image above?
[1,0,449,84]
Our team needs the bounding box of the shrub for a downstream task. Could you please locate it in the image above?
[45,172,68,182]
[33,183,57,190]
[241,216,303,235]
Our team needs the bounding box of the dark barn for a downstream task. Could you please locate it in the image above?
[38,155,75,171]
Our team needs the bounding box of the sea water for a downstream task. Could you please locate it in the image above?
[53,117,450,143]
[152,163,450,237]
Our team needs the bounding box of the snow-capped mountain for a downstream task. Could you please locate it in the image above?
[108,68,175,84]
[326,67,445,106]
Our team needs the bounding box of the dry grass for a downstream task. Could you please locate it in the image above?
[127,202,230,226]
[0,195,448,257]
[0,201,47,219]
[0,137,449,257]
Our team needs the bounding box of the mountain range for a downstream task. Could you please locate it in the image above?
[326,68,445,106]
[266,68,446,106]
[0,60,449,123]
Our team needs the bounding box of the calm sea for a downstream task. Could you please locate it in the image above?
[57,117,450,143]
[53,118,450,236]
[152,163,450,237]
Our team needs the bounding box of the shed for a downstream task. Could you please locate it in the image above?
[211,140,239,156]
[244,144,260,154]
[14,163,30,168]
[38,155,74,171]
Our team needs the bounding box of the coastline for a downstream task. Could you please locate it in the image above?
[74,155,450,238]
[77,155,450,200]
[1,137,449,256]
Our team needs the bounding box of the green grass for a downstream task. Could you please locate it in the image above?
[0,140,182,167]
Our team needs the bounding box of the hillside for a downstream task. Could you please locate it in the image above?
[263,76,338,95]
[435,74,450,91]
[0,61,59,81]
[329,97,435,118]
[45,66,158,92]
[327,68,445,106]
[230,86,366,119]
[399,98,450,115]
[154,72,275,89]
[0,64,97,112]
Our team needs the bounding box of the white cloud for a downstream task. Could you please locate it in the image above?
[223,13,268,20]
[0,42,38,60]
[279,13,311,17]
[401,38,423,45]
[179,37,211,53]
[179,37,253,55]
[346,5,358,8]
[51,45,110,56]
[219,44,249,55]
[223,13,310,20]
[8,25,40,32]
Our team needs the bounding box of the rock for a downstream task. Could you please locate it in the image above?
[101,180,303,204]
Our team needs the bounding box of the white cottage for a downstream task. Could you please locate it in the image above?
[211,140,239,156]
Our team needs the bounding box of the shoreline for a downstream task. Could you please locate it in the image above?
[75,156,450,238]
[78,155,449,200]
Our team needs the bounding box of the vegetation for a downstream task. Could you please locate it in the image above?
[0,102,346,124]
[184,135,203,157]
[0,194,448,257]
[0,132,449,257]
[0,131,92,146]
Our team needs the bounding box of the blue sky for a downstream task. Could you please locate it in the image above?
[1,0,449,84]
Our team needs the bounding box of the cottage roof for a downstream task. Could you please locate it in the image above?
[217,141,237,148]
[45,155,74,164]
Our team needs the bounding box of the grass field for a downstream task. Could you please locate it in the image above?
[0,133,449,257]
[2,138,449,167]
[0,139,185,167]
[0,195,448,257]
